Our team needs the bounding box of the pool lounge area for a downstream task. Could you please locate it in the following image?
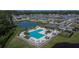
[19,26,60,47]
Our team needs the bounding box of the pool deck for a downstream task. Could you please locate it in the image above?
[19,26,60,47]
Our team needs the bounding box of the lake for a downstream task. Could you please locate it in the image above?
[17,21,38,28]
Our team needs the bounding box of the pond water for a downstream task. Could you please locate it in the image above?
[17,21,38,28]
[53,42,79,48]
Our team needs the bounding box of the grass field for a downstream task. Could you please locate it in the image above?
[43,32,79,48]
[5,27,34,48]
[5,26,79,48]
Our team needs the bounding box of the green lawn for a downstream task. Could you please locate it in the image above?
[5,26,79,48]
[43,32,79,48]
[5,27,34,48]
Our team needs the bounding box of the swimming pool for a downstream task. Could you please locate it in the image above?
[29,29,45,39]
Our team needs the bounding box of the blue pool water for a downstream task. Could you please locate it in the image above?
[17,21,38,28]
[29,29,45,39]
